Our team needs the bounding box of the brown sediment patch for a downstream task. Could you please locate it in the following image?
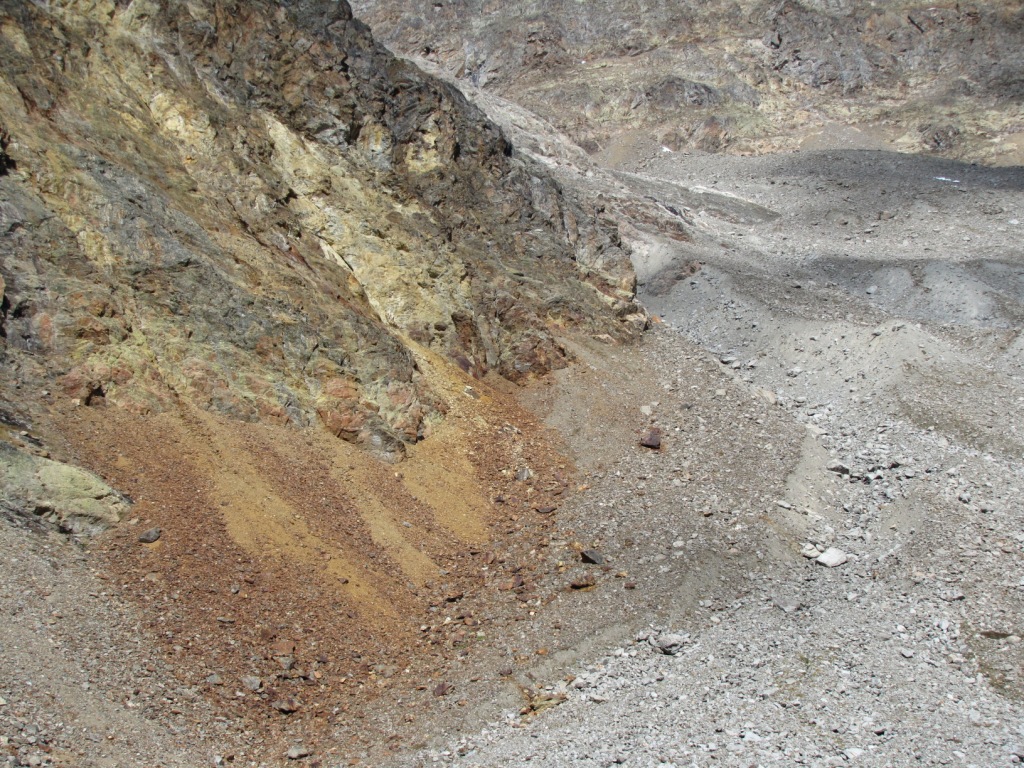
[49,336,579,761]
[170,408,390,613]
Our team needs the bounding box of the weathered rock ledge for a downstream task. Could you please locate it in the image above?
[0,0,645,465]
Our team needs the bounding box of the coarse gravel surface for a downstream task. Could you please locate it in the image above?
[369,119,1024,767]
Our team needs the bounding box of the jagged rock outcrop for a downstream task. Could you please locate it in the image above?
[0,442,129,535]
[355,0,1024,161]
[0,0,643,463]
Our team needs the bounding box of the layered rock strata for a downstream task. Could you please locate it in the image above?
[0,0,643,466]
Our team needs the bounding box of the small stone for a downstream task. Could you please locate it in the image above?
[844,748,865,759]
[570,576,596,590]
[241,675,262,691]
[138,527,162,543]
[272,698,300,714]
[901,648,915,659]
[801,543,821,559]
[640,405,653,417]
[639,428,662,449]
[866,285,877,295]
[773,595,801,613]
[206,673,223,685]
[433,682,454,697]
[515,467,533,482]
[816,547,848,567]
[651,633,688,655]
[286,746,312,760]
[270,640,297,656]
[826,460,850,475]
[581,549,605,565]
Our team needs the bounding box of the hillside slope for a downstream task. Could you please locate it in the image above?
[0,1,646,764]
[355,0,1024,163]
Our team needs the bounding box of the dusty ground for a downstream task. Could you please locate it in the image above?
[364,122,1024,766]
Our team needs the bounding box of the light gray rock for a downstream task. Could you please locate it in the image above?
[801,543,822,558]
[816,547,848,567]
[241,675,262,691]
[650,633,689,655]
[773,595,801,613]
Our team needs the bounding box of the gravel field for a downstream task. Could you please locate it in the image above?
[375,137,1024,768]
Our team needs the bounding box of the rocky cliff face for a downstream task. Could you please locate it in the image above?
[0,1,647,758]
[355,0,1024,162]
[0,0,643,465]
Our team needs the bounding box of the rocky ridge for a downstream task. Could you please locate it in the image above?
[0,0,643,462]
[355,0,1024,163]
[0,1,647,765]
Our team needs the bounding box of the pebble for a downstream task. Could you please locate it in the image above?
[801,543,821,558]
[649,633,688,655]
[581,549,605,565]
[773,595,801,613]
[241,675,262,691]
[137,527,162,543]
[286,746,312,760]
[639,429,662,449]
[271,698,300,713]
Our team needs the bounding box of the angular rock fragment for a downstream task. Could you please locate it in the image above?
[639,428,662,449]
[816,547,848,567]
[580,549,605,565]
[271,698,300,714]
[649,632,688,655]
[801,543,821,558]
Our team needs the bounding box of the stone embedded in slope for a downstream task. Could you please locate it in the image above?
[0,443,130,535]
[816,547,848,567]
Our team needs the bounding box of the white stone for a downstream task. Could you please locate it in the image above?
[801,543,821,558]
[816,547,848,567]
